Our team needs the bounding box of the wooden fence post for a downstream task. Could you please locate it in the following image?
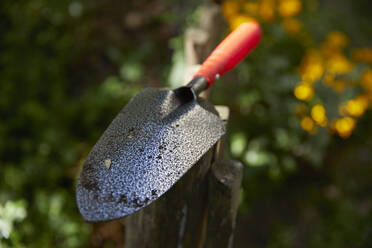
[124,4,243,248]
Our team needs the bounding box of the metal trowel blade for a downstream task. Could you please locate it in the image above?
[76,87,225,222]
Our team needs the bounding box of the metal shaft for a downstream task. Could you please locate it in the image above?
[186,76,208,96]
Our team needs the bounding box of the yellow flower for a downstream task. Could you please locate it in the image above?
[325,31,349,50]
[300,50,324,82]
[301,63,324,82]
[335,117,356,138]
[222,1,240,18]
[228,14,257,30]
[294,82,314,101]
[278,0,302,18]
[301,116,315,132]
[344,96,369,117]
[282,18,302,35]
[243,2,259,15]
[321,31,348,58]
[326,54,353,75]
[311,104,327,126]
[352,48,372,63]
[361,69,372,91]
[259,0,275,22]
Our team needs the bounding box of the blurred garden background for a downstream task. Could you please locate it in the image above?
[1,0,372,247]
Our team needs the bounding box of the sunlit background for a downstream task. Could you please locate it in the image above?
[1,0,372,247]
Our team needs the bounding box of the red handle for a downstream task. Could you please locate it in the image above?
[193,22,262,88]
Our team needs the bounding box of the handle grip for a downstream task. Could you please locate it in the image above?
[193,22,262,88]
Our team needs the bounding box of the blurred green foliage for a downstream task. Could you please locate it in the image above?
[1,0,372,247]
[0,0,184,246]
[211,0,372,247]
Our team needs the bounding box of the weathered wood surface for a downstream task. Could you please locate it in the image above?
[205,159,243,248]
[124,147,215,248]
[183,3,225,99]
[124,105,243,248]
[184,3,225,67]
